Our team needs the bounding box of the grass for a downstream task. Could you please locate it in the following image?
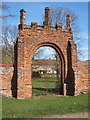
[2,93,89,118]
[32,76,58,88]
[32,76,60,96]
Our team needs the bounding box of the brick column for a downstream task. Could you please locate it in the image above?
[20,9,26,25]
[17,37,25,99]
[23,40,32,98]
[43,7,51,27]
[70,40,79,96]
[16,37,32,99]
[67,39,79,96]
[66,14,71,30]
[18,9,26,31]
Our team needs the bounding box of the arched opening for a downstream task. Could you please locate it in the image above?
[30,42,65,97]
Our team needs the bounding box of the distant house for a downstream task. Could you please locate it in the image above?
[32,59,58,74]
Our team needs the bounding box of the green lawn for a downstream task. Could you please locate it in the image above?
[32,76,60,96]
[2,93,89,118]
[32,76,58,88]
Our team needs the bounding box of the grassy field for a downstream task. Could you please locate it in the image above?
[32,76,60,96]
[2,93,89,118]
[32,76,58,88]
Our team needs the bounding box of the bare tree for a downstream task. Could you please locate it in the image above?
[0,3,14,19]
[50,6,84,60]
[32,49,45,59]
[2,25,18,64]
[50,7,81,40]
[55,53,61,80]
[0,2,17,64]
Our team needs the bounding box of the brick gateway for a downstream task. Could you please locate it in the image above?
[12,7,80,99]
[1,8,89,99]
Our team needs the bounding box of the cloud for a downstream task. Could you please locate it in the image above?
[79,47,88,51]
[79,34,88,40]
[81,36,90,39]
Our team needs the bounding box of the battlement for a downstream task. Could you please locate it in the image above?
[18,24,70,32]
[18,7,72,34]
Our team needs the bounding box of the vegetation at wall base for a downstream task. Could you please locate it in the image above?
[2,93,89,118]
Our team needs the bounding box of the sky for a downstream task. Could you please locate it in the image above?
[2,2,88,60]
[3,0,89,2]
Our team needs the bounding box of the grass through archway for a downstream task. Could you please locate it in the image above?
[31,46,62,97]
[32,74,60,96]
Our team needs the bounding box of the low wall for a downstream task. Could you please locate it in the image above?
[0,64,14,97]
[77,60,90,93]
[0,61,89,97]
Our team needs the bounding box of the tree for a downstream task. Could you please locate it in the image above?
[0,3,17,64]
[2,25,18,64]
[0,3,14,18]
[50,7,80,39]
[32,48,45,59]
[55,53,61,80]
[50,6,84,60]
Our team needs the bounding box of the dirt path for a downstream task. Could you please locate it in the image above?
[44,112,89,118]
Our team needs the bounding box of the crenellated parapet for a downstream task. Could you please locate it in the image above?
[18,7,72,40]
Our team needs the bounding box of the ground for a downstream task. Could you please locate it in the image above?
[2,93,89,118]
[44,112,88,118]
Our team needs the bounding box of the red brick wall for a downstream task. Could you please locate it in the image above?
[0,64,13,97]
[77,61,90,93]
[0,61,89,97]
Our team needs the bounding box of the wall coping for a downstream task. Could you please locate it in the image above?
[0,64,13,67]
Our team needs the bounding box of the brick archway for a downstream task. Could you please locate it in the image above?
[14,8,79,99]
[30,42,65,94]
[30,42,65,79]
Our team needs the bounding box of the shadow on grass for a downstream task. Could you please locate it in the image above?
[33,80,57,82]
[32,87,62,96]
